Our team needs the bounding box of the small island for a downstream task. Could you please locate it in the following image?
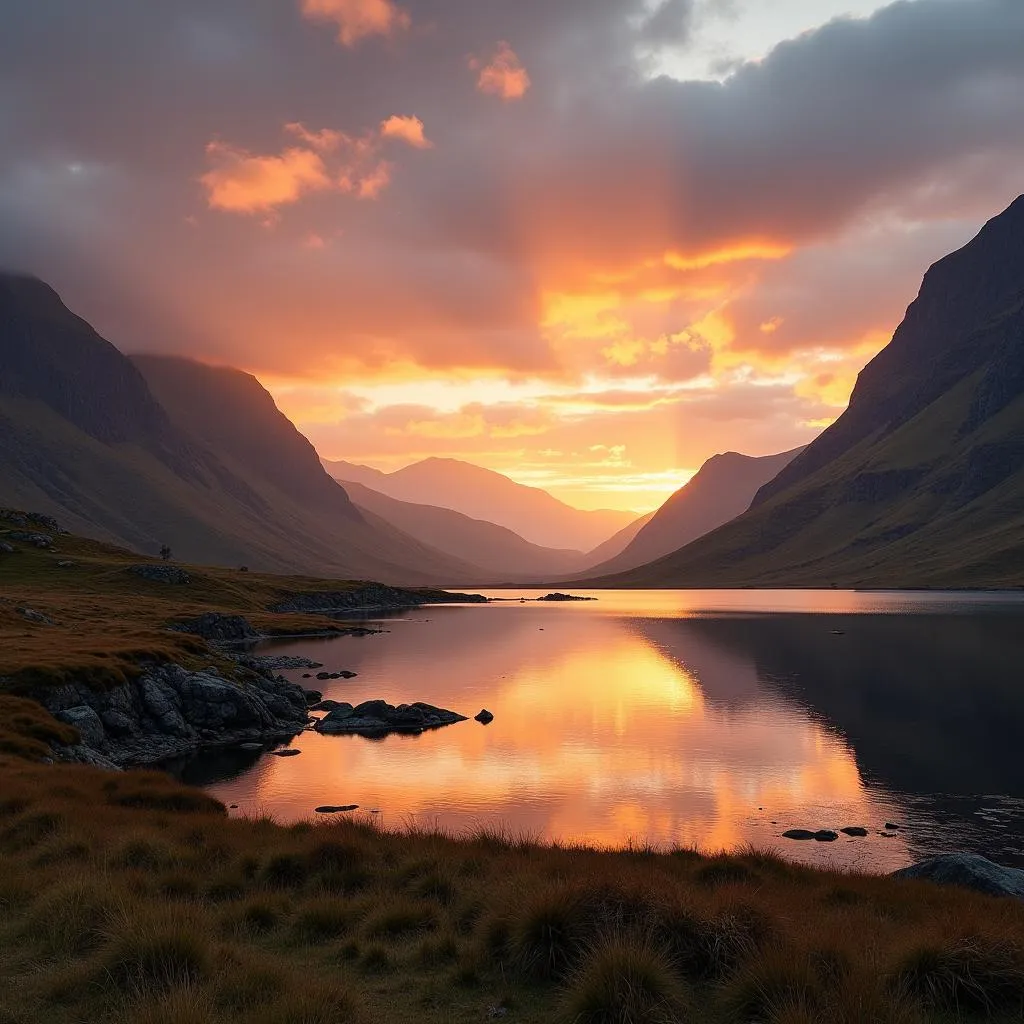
[537,592,597,602]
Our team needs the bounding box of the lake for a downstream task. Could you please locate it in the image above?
[179,590,1024,872]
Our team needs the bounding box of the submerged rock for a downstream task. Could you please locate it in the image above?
[475,709,495,724]
[814,830,839,842]
[315,805,359,814]
[782,829,817,841]
[316,700,467,736]
[892,854,1024,899]
[269,748,301,757]
[840,826,869,837]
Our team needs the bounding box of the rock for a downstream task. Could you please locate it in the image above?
[537,592,596,602]
[238,742,263,752]
[892,854,1024,899]
[128,564,191,585]
[782,829,817,841]
[840,826,869,837]
[302,674,312,679]
[272,583,487,614]
[238,655,321,672]
[814,830,839,842]
[55,560,77,568]
[0,542,15,554]
[339,670,358,679]
[17,606,54,625]
[316,672,331,681]
[269,748,301,757]
[38,663,309,767]
[6,530,53,548]
[315,805,359,814]
[311,699,348,713]
[54,706,106,748]
[304,690,323,706]
[170,613,257,642]
[885,822,901,830]
[475,709,495,724]
[0,510,63,533]
[316,700,466,736]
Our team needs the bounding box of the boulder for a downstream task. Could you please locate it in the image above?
[840,826,869,837]
[311,700,349,713]
[268,748,301,757]
[782,829,817,841]
[475,709,495,724]
[303,690,323,706]
[316,672,331,681]
[316,700,466,736]
[54,706,105,748]
[6,530,53,548]
[0,542,15,554]
[315,805,359,814]
[814,830,839,842]
[891,854,1024,899]
[128,564,191,585]
[170,613,257,641]
[18,606,54,625]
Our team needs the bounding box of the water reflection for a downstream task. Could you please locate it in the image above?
[184,591,1024,871]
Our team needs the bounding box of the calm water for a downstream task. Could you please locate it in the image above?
[181,590,1024,872]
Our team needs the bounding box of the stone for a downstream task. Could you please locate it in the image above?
[304,690,323,706]
[170,613,258,642]
[0,542,15,554]
[475,709,495,724]
[316,672,331,681]
[814,831,839,842]
[840,826,869,837]
[56,560,77,568]
[782,829,817,841]
[128,564,191,585]
[268,748,301,757]
[238,742,263,752]
[316,700,466,736]
[54,706,106,748]
[339,671,358,679]
[885,822,901,830]
[315,805,359,814]
[6,530,53,548]
[17,606,54,625]
[311,700,349,713]
[892,854,1024,899]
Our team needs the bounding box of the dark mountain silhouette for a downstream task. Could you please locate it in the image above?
[325,457,639,551]
[590,196,1024,588]
[579,448,804,577]
[340,480,590,580]
[0,276,488,584]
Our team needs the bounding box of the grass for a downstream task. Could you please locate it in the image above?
[1,754,1024,1022]
[3,519,1024,1021]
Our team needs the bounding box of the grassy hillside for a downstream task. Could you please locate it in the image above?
[592,198,1024,589]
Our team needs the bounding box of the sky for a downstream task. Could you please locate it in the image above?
[1,1,1022,512]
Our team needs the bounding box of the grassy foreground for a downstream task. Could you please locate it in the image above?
[3,521,1024,1022]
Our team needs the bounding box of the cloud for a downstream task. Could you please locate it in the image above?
[380,115,432,148]
[299,0,410,47]
[470,42,532,100]
[200,141,330,213]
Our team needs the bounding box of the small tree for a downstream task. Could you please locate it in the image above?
[159,544,172,561]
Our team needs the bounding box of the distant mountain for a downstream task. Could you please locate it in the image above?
[581,510,656,565]
[341,480,589,580]
[0,274,486,585]
[592,196,1024,588]
[581,448,804,577]
[325,457,639,551]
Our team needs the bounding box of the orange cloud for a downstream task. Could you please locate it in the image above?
[471,42,531,101]
[351,161,392,200]
[299,0,409,47]
[380,115,432,149]
[284,122,346,152]
[200,141,330,213]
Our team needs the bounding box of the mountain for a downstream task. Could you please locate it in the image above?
[0,274,486,585]
[324,457,639,551]
[340,480,590,580]
[580,448,804,576]
[592,196,1024,588]
[580,510,656,565]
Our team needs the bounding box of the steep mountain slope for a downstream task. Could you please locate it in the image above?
[580,510,656,565]
[340,480,589,579]
[592,195,1024,588]
[580,448,804,577]
[0,274,486,584]
[325,457,638,551]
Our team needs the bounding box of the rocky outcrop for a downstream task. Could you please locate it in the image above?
[272,583,486,614]
[0,509,64,533]
[892,854,1024,899]
[170,613,259,642]
[315,699,466,736]
[537,593,595,602]
[40,663,309,767]
[128,564,191,585]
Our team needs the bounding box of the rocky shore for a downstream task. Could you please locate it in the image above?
[271,582,487,614]
[40,662,310,769]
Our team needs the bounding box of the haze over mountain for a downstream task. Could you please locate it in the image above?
[0,275,488,585]
[325,458,638,552]
[592,196,1024,589]
[580,447,805,577]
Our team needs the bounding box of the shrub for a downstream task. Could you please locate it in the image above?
[293,899,353,943]
[363,897,438,938]
[92,914,212,994]
[559,938,693,1024]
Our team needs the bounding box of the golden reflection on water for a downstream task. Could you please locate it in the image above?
[204,593,923,869]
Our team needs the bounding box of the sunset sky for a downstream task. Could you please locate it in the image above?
[1,0,1022,511]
